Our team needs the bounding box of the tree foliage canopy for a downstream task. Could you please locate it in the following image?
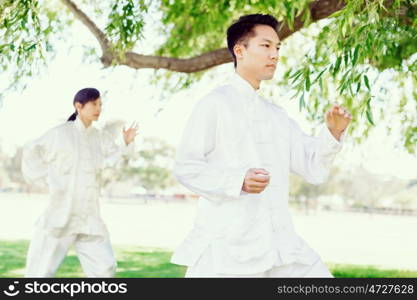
[1,0,416,151]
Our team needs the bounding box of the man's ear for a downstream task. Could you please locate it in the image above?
[233,43,243,60]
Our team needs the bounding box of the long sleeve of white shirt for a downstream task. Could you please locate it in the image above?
[174,93,248,203]
[100,131,135,169]
[289,118,343,185]
[21,128,58,187]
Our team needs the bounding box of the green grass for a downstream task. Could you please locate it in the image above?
[1,240,416,278]
[328,263,417,278]
[0,240,186,278]
[0,240,28,277]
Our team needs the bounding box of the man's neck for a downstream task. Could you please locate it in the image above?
[235,68,260,90]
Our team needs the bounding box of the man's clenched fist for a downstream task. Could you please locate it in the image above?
[242,168,270,193]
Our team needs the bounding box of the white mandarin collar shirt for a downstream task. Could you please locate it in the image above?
[171,72,343,275]
[22,118,134,236]
[230,72,259,97]
[74,116,94,135]
[60,117,105,236]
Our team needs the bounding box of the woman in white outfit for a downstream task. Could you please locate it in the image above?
[21,88,138,277]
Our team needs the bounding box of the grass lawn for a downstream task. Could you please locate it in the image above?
[1,240,416,278]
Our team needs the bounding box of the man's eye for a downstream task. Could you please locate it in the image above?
[262,44,269,47]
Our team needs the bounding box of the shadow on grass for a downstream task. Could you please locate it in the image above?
[0,240,415,278]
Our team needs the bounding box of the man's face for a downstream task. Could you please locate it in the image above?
[235,25,280,81]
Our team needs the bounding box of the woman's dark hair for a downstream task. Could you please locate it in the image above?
[227,14,279,67]
[67,88,100,121]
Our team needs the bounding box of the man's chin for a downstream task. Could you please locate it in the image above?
[260,72,275,81]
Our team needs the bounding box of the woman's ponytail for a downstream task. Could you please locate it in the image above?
[67,111,77,121]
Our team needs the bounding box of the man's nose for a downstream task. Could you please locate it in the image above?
[270,50,279,61]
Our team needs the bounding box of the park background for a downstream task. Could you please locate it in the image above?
[1,0,417,277]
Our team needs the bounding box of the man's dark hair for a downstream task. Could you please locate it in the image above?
[227,14,279,67]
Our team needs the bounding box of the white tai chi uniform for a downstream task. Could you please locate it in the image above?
[22,117,133,277]
[171,73,344,277]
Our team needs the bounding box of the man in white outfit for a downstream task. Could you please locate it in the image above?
[171,14,352,277]
[22,88,138,277]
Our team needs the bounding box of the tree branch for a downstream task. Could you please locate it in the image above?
[64,0,347,73]
[278,0,346,40]
[121,0,347,72]
[60,0,111,53]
